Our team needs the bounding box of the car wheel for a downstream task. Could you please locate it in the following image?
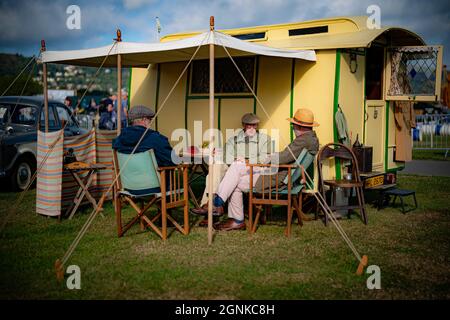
[11,158,35,192]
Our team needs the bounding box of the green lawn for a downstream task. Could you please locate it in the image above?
[1,175,449,299]
[413,149,449,161]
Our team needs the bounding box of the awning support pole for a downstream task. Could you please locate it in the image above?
[41,40,48,133]
[116,29,122,135]
[208,16,215,245]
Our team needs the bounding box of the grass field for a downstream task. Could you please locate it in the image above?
[0,175,449,300]
[413,149,449,161]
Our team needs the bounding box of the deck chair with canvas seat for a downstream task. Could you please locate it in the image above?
[113,149,190,240]
[248,149,315,236]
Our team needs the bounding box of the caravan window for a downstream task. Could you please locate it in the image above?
[365,46,385,100]
[190,57,255,94]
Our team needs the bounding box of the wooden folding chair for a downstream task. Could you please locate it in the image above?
[317,143,368,225]
[112,149,189,240]
[248,149,315,237]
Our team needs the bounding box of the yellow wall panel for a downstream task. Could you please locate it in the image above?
[186,99,219,148]
[338,52,365,145]
[295,50,336,148]
[156,62,187,140]
[129,65,157,130]
[219,98,254,138]
[256,56,292,151]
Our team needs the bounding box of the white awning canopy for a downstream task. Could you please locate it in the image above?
[41,30,316,67]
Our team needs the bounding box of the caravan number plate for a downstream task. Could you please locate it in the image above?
[365,175,384,188]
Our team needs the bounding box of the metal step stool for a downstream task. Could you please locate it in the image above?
[381,188,418,214]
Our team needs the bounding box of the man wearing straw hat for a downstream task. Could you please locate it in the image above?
[213,108,320,231]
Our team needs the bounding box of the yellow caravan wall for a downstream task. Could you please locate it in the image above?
[256,56,292,147]
[294,50,337,179]
[129,65,157,130]
[338,52,365,147]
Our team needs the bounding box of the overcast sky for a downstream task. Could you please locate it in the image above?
[0,0,449,64]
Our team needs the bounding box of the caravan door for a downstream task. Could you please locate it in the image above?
[365,46,386,171]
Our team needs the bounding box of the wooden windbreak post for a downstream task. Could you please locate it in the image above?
[207,16,215,245]
[41,40,49,133]
[116,29,122,135]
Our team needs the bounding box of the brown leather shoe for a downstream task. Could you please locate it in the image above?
[190,205,208,215]
[190,205,224,216]
[214,218,246,231]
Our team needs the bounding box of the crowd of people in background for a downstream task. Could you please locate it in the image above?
[64,89,129,130]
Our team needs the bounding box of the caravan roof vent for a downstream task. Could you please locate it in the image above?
[233,32,266,41]
[289,26,328,36]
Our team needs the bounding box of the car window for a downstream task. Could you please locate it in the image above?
[40,107,57,128]
[55,105,76,127]
[0,105,9,125]
[10,105,38,125]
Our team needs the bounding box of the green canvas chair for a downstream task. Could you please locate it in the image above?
[112,149,190,240]
[248,149,315,236]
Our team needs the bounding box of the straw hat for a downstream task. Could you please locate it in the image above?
[287,108,319,127]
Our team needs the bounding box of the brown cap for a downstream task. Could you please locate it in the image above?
[128,105,155,121]
[241,113,260,124]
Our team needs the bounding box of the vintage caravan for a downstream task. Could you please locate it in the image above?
[129,16,443,185]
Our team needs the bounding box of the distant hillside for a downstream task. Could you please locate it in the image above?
[0,53,130,96]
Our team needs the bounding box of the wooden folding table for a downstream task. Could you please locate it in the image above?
[64,162,107,219]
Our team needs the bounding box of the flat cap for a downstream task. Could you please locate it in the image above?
[128,105,155,121]
[241,113,260,124]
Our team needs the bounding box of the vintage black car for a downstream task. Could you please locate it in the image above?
[0,96,87,191]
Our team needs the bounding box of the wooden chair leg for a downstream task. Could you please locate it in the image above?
[115,196,123,237]
[293,194,304,227]
[285,202,292,237]
[248,196,253,234]
[140,217,145,231]
[260,205,268,225]
[251,205,262,234]
[356,186,368,224]
[139,202,145,231]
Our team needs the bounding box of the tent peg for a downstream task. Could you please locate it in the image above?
[356,255,368,276]
[55,258,64,282]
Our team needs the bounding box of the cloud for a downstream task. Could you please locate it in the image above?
[0,0,449,64]
[122,0,156,10]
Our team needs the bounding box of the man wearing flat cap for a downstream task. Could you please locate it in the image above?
[112,105,177,167]
[212,108,320,231]
[191,112,272,216]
